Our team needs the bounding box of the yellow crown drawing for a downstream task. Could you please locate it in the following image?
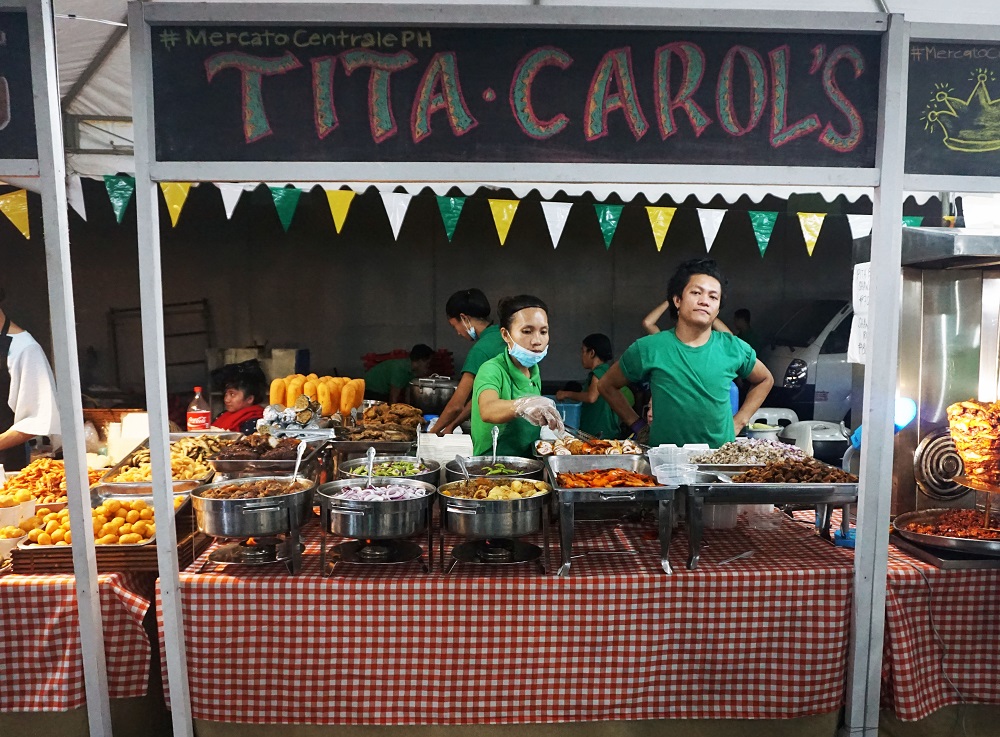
[922,69,1000,153]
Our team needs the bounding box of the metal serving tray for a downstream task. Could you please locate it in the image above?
[893,509,1000,557]
[545,454,676,576]
[685,471,858,506]
[693,463,764,473]
[208,437,327,476]
[99,432,237,493]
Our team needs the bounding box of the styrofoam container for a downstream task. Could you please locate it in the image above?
[19,500,35,523]
[652,463,697,486]
[0,506,19,528]
[0,533,25,559]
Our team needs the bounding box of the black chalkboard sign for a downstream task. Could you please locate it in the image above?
[906,41,1000,177]
[149,23,880,167]
[0,10,37,161]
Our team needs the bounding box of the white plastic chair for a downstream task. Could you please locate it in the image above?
[749,408,799,428]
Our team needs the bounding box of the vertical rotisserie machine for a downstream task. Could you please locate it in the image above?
[893,228,1000,515]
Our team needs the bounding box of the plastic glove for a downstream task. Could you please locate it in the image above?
[513,396,566,433]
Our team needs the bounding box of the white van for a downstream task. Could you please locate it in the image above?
[757,300,853,423]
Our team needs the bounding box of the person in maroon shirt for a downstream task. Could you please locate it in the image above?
[212,374,265,433]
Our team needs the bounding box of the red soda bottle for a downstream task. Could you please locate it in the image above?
[186,386,211,431]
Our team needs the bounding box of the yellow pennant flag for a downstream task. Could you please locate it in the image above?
[797,212,827,256]
[488,199,520,246]
[159,182,192,227]
[0,189,29,239]
[325,189,355,233]
[646,206,677,252]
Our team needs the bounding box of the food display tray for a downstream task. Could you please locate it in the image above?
[99,432,238,493]
[208,437,327,476]
[893,508,1000,557]
[685,471,858,506]
[10,493,205,574]
[889,532,1000,568]
[693,463,764,473]
[545,454,676,576]
[327,440,417,477]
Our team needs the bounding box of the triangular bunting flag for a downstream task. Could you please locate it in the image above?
[489,199,520,246]
[594,204,623,250]
[436,196,466,242]
[381,192,413,240]
[748,211,778,258]
[217,183,247,220]
[696,209,725,252]
[846,214,873,240]
[325,189,355,234]
[269,185,302,232]
[159,182,192,227]
[645,206,676,252]
[104,175,135,224]
[66,176,86,221]
[0,190,29,239]
[540,201,572,249]
[797,212,827,256]
[902,215,924,227]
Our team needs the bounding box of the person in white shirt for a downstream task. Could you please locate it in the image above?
[0,288,59,471]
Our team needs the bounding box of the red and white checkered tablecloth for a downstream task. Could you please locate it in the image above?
[882,546,1000,721]
[158,515,854,725]
[0,571,154,711]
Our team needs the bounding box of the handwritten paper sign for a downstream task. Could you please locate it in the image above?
[848,261,870,364]
[0,10,38,160]
[148,24,881,165]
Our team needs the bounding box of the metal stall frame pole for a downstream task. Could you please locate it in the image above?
[840,14,909,737]
[26,1,114,734]
[127,2,195,736]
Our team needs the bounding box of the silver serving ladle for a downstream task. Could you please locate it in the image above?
[365,446,377,488]
[491,425,500,465]
[291,440,307,482]
[454,454,471,481]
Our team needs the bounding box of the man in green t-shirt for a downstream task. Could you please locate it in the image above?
[598,259,773,448]
[364,344,434,403]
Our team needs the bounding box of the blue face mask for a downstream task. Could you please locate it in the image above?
[508,340,547,368]
[462,318,477,341]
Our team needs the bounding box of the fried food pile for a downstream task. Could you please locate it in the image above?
[556,468,658,488]
[111,435,224,482]
[899,509,1000,541]
[214,434,302,462]
[535,438,642,456]
[200,478,308,499]
[442,478,550,500]
[947,399,1000,485]
[733,459,857,484]
[2,459,105,504]
[340,404,425,442]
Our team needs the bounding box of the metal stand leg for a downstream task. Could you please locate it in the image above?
[841,504,852,538]
[658,498,673,574]
[320,507,334,578]
[425,506,433,574]
[557,501,575,576]
[687,494,704,570]
[817,504,833,540]
[539,507,550,575]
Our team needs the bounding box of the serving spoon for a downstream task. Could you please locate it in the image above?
[365,446,377,488]
[454,454,471,481]
[291,440,307,483]
[491,426,500,465]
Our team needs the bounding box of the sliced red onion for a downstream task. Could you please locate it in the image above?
[334,485,427,501]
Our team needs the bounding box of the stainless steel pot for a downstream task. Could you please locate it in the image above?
[438,478,550,539]
[340,455,441,487]
[409,375,459,415]
[191,475,315,538]
[316,477,436,539]
[443,455,544,484]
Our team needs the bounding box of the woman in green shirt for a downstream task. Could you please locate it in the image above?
[435,289,508,435]
[472,295,564,456]
[556,333,633,439]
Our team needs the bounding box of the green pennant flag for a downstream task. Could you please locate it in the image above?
[436,196,466,242]
[594,204,624,250]
[269,185,302,232]
[902,215,924,227]
[104,175,136,224]
[748,211,778,258]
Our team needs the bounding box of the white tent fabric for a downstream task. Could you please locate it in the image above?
[43,0,1000,203]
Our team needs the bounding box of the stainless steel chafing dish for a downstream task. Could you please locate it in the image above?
[190,475,315,539]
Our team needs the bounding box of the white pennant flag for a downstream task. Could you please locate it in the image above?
[218,183,248,220]
[846,214,873,240]
[697,209,726,252]
[66,175,87,221]
[540,201,572,249]
[381,192,412,240]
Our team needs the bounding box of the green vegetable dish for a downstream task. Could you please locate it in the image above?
[349,461,428,477]
[476,463,520,476]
